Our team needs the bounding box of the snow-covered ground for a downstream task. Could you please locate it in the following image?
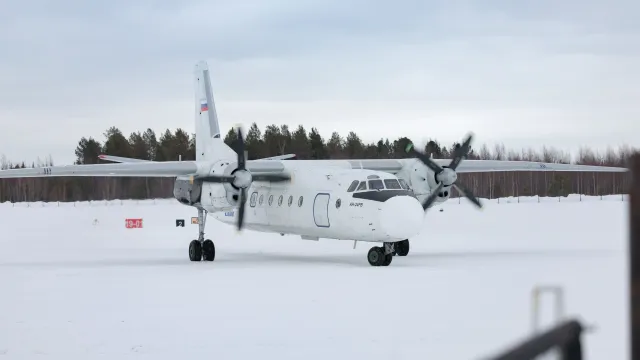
[0,195,629,359]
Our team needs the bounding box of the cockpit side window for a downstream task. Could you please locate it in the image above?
[356,181,367,191]
[368,179,384,190]
[384,179,401,189]
[347,180,359,192]
[398,179,410,190]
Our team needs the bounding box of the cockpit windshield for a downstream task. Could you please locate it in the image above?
[347,177,411,192]
[368,179,384,190]
[347,180,359,192]
[383,179,401,189]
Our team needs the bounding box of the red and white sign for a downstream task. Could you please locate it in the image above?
[125,218,143,229]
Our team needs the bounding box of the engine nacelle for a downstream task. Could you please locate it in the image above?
[396,159,451,204]
[212,160,242,206]
[173,177,203,206]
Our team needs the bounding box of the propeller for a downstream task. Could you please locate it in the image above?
[405,133,482,210]
[198,127,291,230]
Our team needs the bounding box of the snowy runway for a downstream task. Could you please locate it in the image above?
[0,196,628,359]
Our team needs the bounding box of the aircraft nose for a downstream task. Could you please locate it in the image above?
[379,195,424,239]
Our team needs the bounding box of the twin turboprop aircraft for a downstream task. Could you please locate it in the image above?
[0,61,629,267]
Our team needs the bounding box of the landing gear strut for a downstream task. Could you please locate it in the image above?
[189,208,215,262]
[367,242,395,266]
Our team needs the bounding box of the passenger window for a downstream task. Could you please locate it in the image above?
[259,194,264,205]
[384,179,401,189]
[250,192,258,207]
[398,179,410,190]
[278,195,283,206]
[347,180,359,192]
[268,195,273,206]
[368,179,384,190]
[298,196,303,207]
[288,195,293,206]
[356,181,367,191]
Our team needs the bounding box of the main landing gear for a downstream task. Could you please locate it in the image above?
[189,208,216,262]
[367,239,410,266]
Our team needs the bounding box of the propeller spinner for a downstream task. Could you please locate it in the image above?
[405,133,482,211]
[198,127,291,230]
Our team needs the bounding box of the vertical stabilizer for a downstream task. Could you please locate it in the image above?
[193,61,237,162]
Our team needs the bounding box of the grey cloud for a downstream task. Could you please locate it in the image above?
[1,0,639,164]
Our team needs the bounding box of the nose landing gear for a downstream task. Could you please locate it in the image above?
[367,242,395,266]
[367,239,410,266]
[395,239,410,257]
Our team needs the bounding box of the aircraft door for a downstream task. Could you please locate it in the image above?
[313,193,330,227]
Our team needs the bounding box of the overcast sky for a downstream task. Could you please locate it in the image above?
[1,0,639,165]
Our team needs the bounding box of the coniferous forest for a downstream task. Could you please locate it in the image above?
[0,123,636,203]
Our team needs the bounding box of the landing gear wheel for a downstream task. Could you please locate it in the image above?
[202,239,215,261]
[189,240,202,262]
[382,254,393,266]
[367,246,388,266]
[396,239,410,257]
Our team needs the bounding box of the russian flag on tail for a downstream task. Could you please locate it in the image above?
[200,100,208,112]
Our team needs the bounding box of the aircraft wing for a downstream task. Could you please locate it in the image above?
[97,154,296,163]
[437,159,629,173]
[98,154,150,163]
[0,160,286,179]
[0,161,199,178]
[261,154,295,160]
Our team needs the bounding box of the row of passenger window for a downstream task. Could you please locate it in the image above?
[248,192,304,208]
[346,178,410,192]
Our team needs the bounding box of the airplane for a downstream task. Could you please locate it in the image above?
[0,61,629,267]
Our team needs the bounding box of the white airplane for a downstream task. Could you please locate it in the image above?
[0,61,629,267]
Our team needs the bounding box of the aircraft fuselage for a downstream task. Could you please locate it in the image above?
[204,164,425,243]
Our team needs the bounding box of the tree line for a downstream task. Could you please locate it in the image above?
[0,123,636,203]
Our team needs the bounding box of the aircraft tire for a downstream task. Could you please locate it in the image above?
[189,240,202,261]
[382,254,393,266]
[202,239,215,261]
[367,246,387,266]
[396,239,410,256]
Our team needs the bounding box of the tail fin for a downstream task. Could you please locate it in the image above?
[193,61,237,162]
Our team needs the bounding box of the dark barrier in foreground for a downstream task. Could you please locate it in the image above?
[484,154,640,360]
[486,319,584,360]
[631,154,640,360]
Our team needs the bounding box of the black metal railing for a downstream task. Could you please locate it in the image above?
[484,319,584,360]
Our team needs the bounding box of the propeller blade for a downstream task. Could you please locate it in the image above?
[449,133,473,170]
[236,127,246,170]
[421,182,444,210]
[405,143,443,174]
[199,175,235,183]
[252,173,291,182]
[237,188,246,230]
[453,183,482,208]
